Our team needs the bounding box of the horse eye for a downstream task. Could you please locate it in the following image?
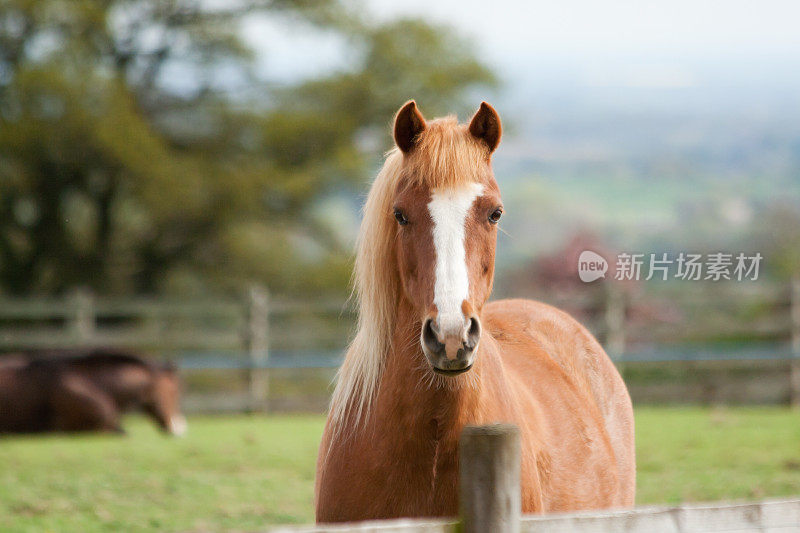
[488,208,503,224]
[394,209,408,225]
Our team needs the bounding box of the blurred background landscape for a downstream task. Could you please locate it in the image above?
[1,0,799,409]
[3,0,799,298]
[1,0,800,529]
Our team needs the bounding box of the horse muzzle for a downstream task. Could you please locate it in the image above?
[168,415,188,437]
[421,315,481,376]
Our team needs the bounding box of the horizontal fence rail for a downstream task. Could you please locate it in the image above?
[270,498,800,533]
[1,282,797,358]
[1,279,799,410]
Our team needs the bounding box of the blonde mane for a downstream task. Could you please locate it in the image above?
[328,117,490,431]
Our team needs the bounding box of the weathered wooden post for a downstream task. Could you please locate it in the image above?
[459,424,521,533]
[790,278,800,408]
[69,287,95,345]
[604,283,626,360]
[246,285,270,412]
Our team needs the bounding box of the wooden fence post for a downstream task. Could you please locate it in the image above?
[246,285,270,412]
[790,278,800,408]
[69,288,95,344]
[459,424,521,533]
[604,284,626,360]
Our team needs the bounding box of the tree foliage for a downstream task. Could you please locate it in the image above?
[0,0,496,296]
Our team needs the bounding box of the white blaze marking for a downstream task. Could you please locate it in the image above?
[428,183,484,337]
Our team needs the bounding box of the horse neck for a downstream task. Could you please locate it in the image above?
[72,362,151,407]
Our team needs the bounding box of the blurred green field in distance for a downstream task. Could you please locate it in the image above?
[2,408,800,532]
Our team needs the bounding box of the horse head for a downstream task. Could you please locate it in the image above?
[144,363,187,436]
[390,101,503,376]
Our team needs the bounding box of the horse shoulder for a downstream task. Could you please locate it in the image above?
[483,298,636,507]
[484,298,620,410]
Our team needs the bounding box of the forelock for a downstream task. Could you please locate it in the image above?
[401,117,491,190]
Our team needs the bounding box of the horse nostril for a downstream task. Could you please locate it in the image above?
[465,317,481,350]
[468,317,480,336]
[429,318,442,339]
[423,318,444,353]
[424,318,434,337]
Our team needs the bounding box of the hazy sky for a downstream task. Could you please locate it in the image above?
[245,0,800,88]
[366,0,800,60]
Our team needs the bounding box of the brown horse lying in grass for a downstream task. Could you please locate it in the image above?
[0,350,186,435]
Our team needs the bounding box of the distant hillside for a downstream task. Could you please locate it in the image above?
[489,79,800,272]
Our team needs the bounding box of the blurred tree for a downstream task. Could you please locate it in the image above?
[0,0,495,296]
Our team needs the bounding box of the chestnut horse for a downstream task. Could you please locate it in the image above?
[0,350,186,435]
[315,101,635,522]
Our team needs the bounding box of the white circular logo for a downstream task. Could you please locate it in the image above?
[578,250,608,282]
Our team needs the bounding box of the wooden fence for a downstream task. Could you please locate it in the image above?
[271,499,800,532]
[0,285,354,412]
[1,279,799,410]
[269,424,800,533]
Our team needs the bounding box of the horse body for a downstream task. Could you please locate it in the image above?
[0,351,186,435]
[316,102,634,523]
[317,300,632,521]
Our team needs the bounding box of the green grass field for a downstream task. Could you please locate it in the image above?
[2,407,800,532]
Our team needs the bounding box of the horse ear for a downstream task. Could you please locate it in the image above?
[468,101,502,153]
[394,100,427,153]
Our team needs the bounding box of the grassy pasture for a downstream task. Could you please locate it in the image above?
[2,407,800,531]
